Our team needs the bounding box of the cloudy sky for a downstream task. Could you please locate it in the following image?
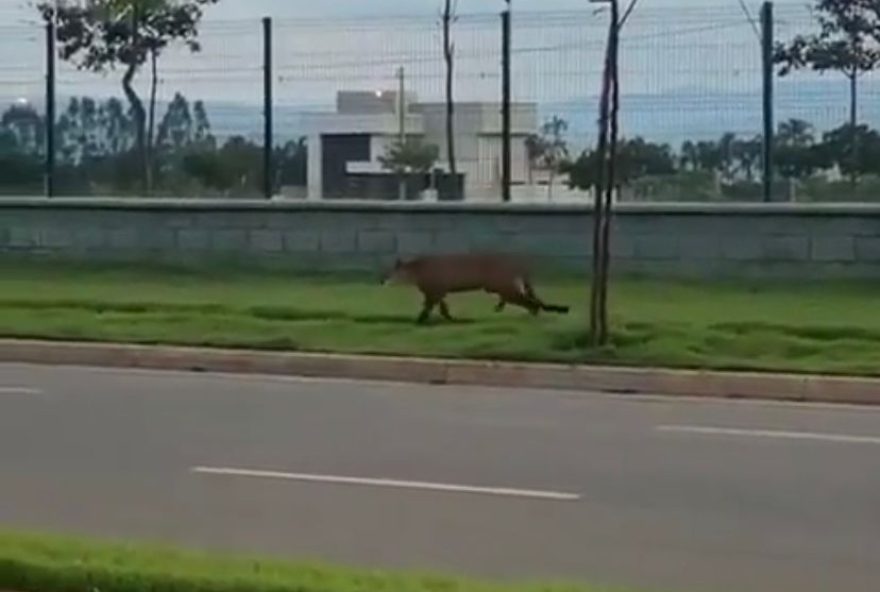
[3,0,864,145]
[205,0,700,19]
[0,0,795,22]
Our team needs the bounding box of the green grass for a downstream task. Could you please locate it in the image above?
[0,261,879,375]
[0,531,633,592]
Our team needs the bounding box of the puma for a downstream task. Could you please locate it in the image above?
[382,253,570,324]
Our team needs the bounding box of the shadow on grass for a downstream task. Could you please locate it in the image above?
[248,305,481,326]
[0,298,497,327]
[0,299,228,316]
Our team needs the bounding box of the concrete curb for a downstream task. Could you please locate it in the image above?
[0,339,878,405]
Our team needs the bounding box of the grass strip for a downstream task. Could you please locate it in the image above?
[0,261,878,375]
[0,531,632,592]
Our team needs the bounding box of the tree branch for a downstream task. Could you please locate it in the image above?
[619,0,641,28]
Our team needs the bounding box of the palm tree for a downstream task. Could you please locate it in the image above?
[524,134,545,185]
[718,132,736,182]
[538,116,569,199]
[680,140,698,171]
[732,136,762,182]
[777,118,814,147]
[695,140,721,173]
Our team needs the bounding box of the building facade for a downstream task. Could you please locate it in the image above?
[302,90,539,202]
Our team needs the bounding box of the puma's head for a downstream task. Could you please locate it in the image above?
[382,259,415,286]
[381,258,416,286]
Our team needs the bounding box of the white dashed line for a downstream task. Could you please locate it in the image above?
[191,466,581,501]
[0,387,43,395]
[656,425,880,445]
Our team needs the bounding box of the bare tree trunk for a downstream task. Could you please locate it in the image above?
[124,5,148,194]
[597,0,621,346]
[590,11,614,346]
[598,58,619,345]
[122,62,147,194]
[146,47,158,196]
[443,0,457,181]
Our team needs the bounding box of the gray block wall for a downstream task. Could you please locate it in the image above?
[2,198,880,278]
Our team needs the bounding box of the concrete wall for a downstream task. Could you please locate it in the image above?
[2,199,880,278]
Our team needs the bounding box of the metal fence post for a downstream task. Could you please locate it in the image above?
[263,16,274,200]
[761,1,774,203]
[45,18,56,198]
[501,7,512,203]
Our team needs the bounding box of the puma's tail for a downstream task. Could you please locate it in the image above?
[521,276,569,315]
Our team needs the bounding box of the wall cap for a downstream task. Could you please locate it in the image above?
[2,197,880,216]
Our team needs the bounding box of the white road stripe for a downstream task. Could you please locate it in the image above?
[191,466,580,501]
[0,387,42,395]
[656,425,880,445]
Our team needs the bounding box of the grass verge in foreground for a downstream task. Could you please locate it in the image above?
[0,531,632,592]
[0,261,878,376]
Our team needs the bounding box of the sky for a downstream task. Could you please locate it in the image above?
[0,0,802,23]
[205,0,698,19]
[1,0,877,145]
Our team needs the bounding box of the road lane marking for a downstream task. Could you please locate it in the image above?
[191,466,581,501]
[0,387,42,395]
[656,425,880,445]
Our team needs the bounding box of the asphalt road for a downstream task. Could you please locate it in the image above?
[1,363,878,592]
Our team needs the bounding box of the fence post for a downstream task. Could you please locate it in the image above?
[397,66,407,201]
[45,18,56,198]
[761,1,774,202]
[501,7,512,203]
[263,16,274,199]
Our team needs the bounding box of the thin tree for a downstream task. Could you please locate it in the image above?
[775,119,819,200]
[442,0,458,181]
[731,136,762,182]
[589,14,612,347]
[596,0,620,346]
[379,139,440,177]
[591,0,640,346]
[147,37,160,191]
[39,0,218,194]
[774,0,880,186]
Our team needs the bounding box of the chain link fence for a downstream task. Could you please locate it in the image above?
[1,2,879,201]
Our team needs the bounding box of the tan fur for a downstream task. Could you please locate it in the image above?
[382,253,569,324]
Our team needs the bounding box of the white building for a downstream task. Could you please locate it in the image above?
[302,90,540,202]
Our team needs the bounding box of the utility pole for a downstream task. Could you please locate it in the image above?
[397,66,407,200]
